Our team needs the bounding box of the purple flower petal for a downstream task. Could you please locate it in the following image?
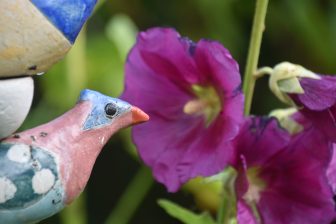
[122,27,244,191]
[290,110,312,129]
[292,113,336,198]
[327,144,336,194]
[235,117,335,223]
[237,201,258,224]
[288,75,336,142]
[194,40,241,93]
[233,117,290,167]
[293,76,336,111]
[259,129,334,223]
[135,28,202,90]
[299,107,336,141]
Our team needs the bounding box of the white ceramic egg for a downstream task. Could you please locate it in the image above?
[0,77,34,139]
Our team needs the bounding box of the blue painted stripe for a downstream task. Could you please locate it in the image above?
[79,89,131,130]
[31,0,97,43]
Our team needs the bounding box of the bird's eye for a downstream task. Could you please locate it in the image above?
[105,103,117,117]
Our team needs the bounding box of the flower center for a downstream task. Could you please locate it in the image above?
[243,167,266,204]
[243,167,266,223]
[183,85,221,126]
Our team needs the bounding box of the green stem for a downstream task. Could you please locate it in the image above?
[65,26,87,105]
[242,0,270,115]
[61,192,87,224]
[217,190,232,224]
[216,168,237,224]
[94,0,107,13]
[105,166,154,224]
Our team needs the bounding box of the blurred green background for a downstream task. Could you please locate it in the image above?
[20,0,336,223]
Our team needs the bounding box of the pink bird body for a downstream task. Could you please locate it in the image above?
[0,89,148,224]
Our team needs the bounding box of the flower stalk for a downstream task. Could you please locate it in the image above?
[216,168,237,224]
[105,166,153,224]
[242,0,270,115]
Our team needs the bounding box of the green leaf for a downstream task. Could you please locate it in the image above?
[105,14,137,60]
[158,199,216,224]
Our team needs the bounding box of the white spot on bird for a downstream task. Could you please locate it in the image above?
[0,177,17,203]
[7,144,31,163]
[32,169,55,194]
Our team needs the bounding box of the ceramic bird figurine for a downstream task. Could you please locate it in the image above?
[0,0,97,139]
[0,0,97,78]
[0,89,149,224]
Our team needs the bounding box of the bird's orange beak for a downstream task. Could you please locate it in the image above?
[131,106,149,124]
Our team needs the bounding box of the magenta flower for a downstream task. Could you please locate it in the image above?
[234,117,335,224]
[327,144,336,194]
[291,111,336,197]
[121,28,244,192]
[289,75,336,142]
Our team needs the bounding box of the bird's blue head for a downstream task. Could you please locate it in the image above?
[79,89,132,130]
[31,0,97,43]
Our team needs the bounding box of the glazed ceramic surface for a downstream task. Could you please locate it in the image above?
[0,0,96,78]
[0,77,34,139]
[0,90,148,224]
[0,143,64,224]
